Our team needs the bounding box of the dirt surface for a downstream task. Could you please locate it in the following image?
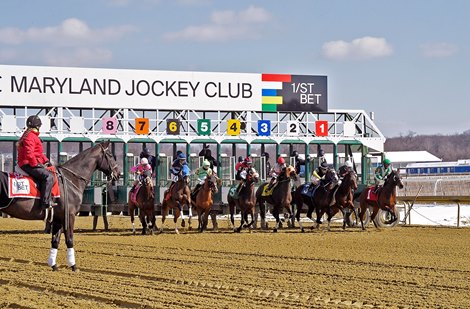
[0,216,469,308]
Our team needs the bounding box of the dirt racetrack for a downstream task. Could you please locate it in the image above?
[0,216,469,308]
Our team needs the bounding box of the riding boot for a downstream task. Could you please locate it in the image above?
[374,185,379,194]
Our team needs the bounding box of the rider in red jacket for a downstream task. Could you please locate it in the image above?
[17,115,53,209]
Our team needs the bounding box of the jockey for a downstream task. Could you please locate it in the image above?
[235,156,253,193]
[311,161,329,186]
[318,148,327,165]
[338,160,354,178]
[191,159,213,197]
[170,152,188,179]
[374,158,392,193]
[17,115,53,209]
[130,157,152,193]
[267,156,287,190]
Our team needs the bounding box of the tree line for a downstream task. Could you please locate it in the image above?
[385,130,470,162]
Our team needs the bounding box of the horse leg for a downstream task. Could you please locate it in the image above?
[246,208,255,232]
[371,206,379,228]
[295,197,305,232]
[160,202,167,233]
[259,199,267,230]
[173,207,180,234]
[188,203,193,231]
[139,212,147,235]
[64,215,77,271]
[129,204,136,234]
[327,206,339,231]
[272,206,280,233]
[229,201,236,231]
[236,210,244,233]
[177,201,186,229]
[203,208,211,232]
[48,220,63,271]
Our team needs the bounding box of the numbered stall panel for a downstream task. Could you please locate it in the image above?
[257,120,271,136]
[227,119,241,136]
[135,118,150,135]
[166,119,180,135]
[197,119,211,136]
[315,120,328,137]
[102,117,118,134]
[287,121,299,136]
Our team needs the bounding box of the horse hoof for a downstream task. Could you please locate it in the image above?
[71,265,78,272]
[181,221,186,228]
[51,265,59,271]
[301,228,305,233]
[273,229,278,233]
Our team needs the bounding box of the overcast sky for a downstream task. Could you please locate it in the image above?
[1,0,468,137]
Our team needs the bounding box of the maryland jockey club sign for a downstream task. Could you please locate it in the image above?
[0,65,327,113]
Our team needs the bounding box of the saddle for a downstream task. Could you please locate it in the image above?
[366,186,380,201]
[8,166,60,199]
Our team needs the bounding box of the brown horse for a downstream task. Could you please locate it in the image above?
[191,175,218,232]
[228,168,259,232]
[358,169,404,230]
[293,169,338,232]
[160,174,192,234]
[256,165,298,232]
[322,170,358,230]
[128,176,156,235]
[0,141,120,271]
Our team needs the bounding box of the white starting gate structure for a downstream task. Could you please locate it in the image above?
[0,64,385,207]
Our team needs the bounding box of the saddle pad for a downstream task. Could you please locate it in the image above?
[366,187,378,201]
[130,184,141,204]
[301,183,311,195]
[228,186,238,199]
[261,184,274,197]
[8,167,60,199]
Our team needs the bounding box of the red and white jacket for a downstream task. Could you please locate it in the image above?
[17,129,49,167]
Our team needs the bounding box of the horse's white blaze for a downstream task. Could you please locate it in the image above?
[47,248,58,267]
[66,248,76,267]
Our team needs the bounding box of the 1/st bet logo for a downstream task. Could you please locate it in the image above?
[291,82,322,104]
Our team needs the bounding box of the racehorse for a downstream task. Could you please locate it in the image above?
[128,176,156,235]
[358,169,404,230]
[191,175,218,232]
[256,165,298,232]
[293,169,338,232]
[319,170,358,231]
[0,141,119,271]
[160,174,192,234]
[228,168,259,232]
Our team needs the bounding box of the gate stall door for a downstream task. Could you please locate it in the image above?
[189,155,204,188]
[251,155,267,181]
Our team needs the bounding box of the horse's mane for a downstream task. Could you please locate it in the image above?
[59,143,100,167]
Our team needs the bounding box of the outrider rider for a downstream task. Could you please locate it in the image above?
[17,115,53,209]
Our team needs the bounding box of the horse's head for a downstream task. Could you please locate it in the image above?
[344,170,358,191]
[207,175,219,193]
[96,141,120,181]
[246,167,259,183]
[325,169,339,189]
[285,165,298,181]
[386,170,404,189]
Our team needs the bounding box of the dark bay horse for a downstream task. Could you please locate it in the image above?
[256,165,298,232]
[160,174,192,234]
[293,169,338,232]
[358,170,404,230]
[322,170,358,230]
[191,175,218,232]
[0,141,120,271]
[128,176,156,235]
[228,168,259,232]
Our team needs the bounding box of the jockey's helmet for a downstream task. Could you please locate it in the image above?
[238,156,244,163]
[140,157,149,165]
[383,158,391,166]
[345,160,353,168]
[320,161,328,171]
[203,159,210,168]
[277,157,285,164]
[177,153,186,160]
[26,115,42,129]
